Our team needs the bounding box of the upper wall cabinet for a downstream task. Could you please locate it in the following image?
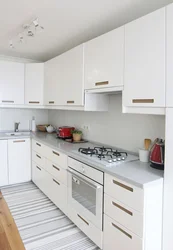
[44,44,84,106]
[84,26,124,91]
[123,8,165,108]
[25,63,44,105]
[166,3,173,107]
[0,60,24,105]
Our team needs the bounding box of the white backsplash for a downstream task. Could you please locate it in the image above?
[48,94,165,153]
[0,108,48,131]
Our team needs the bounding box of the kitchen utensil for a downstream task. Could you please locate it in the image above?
[144,138,151,150]
[58,126,75,139]
[46,125,54,133]
[139,149,149,163]
[37,125,49,132]
[150,138,165,170]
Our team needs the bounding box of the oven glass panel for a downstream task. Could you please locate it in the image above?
[72,176,96,215]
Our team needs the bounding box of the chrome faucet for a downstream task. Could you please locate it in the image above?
[14,122,20,132]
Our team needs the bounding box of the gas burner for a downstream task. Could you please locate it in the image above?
[78,147,98,155]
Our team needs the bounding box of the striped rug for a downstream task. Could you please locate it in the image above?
[1,182,100,250]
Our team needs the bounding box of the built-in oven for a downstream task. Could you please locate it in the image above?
[67,157,104,230]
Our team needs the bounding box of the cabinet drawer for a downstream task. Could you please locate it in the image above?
[45,159,67,185]
[105,174,144,212]
[46,147,67,169]
[48,175,67,215]
[68,207,102,249]
[103,215,143,250]
[104,194,143,237]
[32,150,45,168]
[32,139,46,155]
[32,162,48,194]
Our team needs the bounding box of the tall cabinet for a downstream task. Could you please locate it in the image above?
[0,140,8,186]
[123,8,165,108]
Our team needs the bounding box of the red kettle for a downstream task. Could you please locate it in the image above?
[150,138,165,170]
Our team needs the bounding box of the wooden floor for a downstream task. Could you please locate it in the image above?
[0,192,25,250]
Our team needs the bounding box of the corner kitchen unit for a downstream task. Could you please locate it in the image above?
[0,1,173,250]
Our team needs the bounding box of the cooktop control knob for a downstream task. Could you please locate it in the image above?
[117,157,121,161]
[108,159,113,163]
[113,158,117,162]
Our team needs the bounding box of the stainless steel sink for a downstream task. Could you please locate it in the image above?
[5,132,30,136]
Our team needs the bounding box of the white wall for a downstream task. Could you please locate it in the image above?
[0,108,48,131]
[48,94,165,153]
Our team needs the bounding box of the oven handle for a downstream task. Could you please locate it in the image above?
[67,168,102,190]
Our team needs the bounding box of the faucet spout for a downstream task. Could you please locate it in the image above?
[14,122,20,132]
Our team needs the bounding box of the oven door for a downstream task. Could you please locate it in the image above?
[67,168,103,230]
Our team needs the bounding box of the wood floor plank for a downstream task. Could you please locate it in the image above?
[0,192,25,250]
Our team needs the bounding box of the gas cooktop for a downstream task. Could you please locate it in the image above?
[76,146,138,167]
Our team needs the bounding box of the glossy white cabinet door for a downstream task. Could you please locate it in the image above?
[123,8,165,107]
[0,60,24,104]
[57,45,84,106]
[0,140,8,186]
[44,58,60,105]
[8,138,31,184]
[166,4,173,107]
[25,63,44,105]
[84,27,124,90]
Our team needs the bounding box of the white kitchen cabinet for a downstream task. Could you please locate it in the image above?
[44,57,59,105]
[123,8,165,108]
[166,4,173,107]
[8,138,31,184]
[163,108,173,250]
[44,45,84,106]
[0,60,24,104]
[84,26,124,91]
[25,63,44,105]
[0,140,8,186]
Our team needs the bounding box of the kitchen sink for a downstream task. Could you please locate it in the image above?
[5,132,31,136]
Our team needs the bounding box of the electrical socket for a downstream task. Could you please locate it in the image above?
[82,125,90,131]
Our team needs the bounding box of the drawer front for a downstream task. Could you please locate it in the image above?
[45,159,67,185]
[104,194,143,237]
[105,174,144,212]
[68,157,103,184]
[32,162,48,194]
[32,150,45,168]
[68,207,103,249]
[49,175,67,215]
[103,215,143,250]
[32,139,46,155]
[46,147,67,169]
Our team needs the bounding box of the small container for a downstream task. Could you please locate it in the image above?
[31,116,36,132]
[139,149,150,163]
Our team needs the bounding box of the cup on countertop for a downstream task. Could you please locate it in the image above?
[139,148,150,163]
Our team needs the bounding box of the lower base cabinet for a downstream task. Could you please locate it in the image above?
[0,140,8,186]
[68,207,103,249]
[103,215,142,250]
[8,138,31,185]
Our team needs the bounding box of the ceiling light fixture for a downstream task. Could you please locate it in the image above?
[9,17,44,49]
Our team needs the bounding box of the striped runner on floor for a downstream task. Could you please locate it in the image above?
[1,182,100,250]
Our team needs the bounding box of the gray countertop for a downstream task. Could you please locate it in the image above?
[0,131,164,188]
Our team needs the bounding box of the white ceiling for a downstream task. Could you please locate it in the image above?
[0,0,172,62]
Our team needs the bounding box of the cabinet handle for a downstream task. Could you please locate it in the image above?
[67,101,74,104]
[112,201,133,216]
[95,81,109,86]
[49,101,54,104]
[36,154,41,159]
[112,222,132,239]
[36,143,41,147]
[52,151,59,156]
[77,214,89,225]
[53,165,60,171]
[29,101,40,104]
[2,100,14,103]
[13,140,25,143]
[53,179,60,185]
[36,166,41,171]
[113,180,133,192]
[132,99,154,104]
